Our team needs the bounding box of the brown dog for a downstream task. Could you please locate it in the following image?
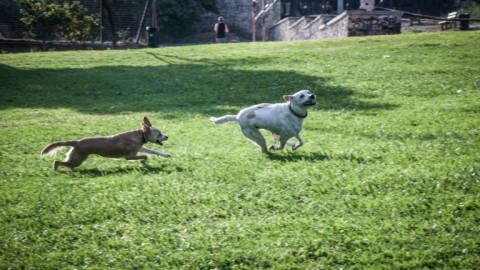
[41,117,170,171]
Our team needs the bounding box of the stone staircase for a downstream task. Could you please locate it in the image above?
[269,14,337,41]
[269,10,403,41]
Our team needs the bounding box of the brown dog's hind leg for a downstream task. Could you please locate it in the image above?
[54,148,86,171]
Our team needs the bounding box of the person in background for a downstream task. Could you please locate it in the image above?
[325,1,332,14]
[214,16,229,43]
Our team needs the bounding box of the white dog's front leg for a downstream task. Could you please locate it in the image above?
[269,136,287,151]
[140,147,171,158]
[272,133,300,149]
[292,134,304,150]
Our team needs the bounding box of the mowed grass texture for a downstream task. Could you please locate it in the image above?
[1,31,479,269]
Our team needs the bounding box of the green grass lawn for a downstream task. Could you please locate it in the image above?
[1,30,479,269]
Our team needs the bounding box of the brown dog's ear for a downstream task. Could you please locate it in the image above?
[143,117,152,127]
[283,95,293,102]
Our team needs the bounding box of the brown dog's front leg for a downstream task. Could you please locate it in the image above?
[125,153,148,162]
[140,147,171,158]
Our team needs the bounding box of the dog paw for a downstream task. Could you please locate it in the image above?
[292,144,301,150]
[269,145,280,151]
[164,154,171,158]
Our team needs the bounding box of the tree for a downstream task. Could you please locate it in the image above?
[57,1,101,42]
[102,0,117,48]
[16,0,101,44]
[94,0,218,44]
[17,0,65,42]
[459,0,480,18]
[377,0,462,15]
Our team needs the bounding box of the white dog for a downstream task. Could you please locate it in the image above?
[211,90,316,153]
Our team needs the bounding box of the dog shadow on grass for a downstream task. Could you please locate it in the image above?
[267,151,382,164]
[73,163,184,177]
[266,151,331,162]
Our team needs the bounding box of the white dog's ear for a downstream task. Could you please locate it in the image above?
[283,95,293,102]
[143,117,152,128]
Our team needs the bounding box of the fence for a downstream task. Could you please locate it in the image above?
[0,0,157,44]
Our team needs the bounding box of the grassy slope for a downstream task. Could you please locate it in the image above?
[0,31,479,269]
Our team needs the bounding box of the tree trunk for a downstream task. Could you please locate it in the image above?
[102,0,116,49]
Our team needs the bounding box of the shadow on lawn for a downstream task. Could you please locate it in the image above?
[267,151,383,164]
[73,163,184,177]
[267,151,331,162]
[0,57,396,116]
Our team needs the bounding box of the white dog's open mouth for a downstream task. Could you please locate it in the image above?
[303,100,317,106]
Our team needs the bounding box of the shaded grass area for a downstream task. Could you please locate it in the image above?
[0,55,386,117]
[1,31,479,269]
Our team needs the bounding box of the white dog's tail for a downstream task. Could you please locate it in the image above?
[210,115,237,125]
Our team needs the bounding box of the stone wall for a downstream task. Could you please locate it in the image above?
[269,10,403,41]
[268,17,301,41]
[345,10,403,36]
[314,13,350,39]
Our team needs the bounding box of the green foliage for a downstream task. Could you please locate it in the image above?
[157,0,218,39]
[57,1,102,42]
[0,31,479,269]
[16,0,101,43]
[459,0,480,18]
[17,0,65,41]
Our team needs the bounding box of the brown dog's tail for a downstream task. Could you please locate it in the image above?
[41,141,78,158]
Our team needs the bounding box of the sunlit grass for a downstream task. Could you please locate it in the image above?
[1,30,479,269]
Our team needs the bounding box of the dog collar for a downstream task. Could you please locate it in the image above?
[289,103,307,118]
[140,130,147,144]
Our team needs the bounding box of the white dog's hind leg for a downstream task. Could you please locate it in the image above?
[241,126,268,153]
